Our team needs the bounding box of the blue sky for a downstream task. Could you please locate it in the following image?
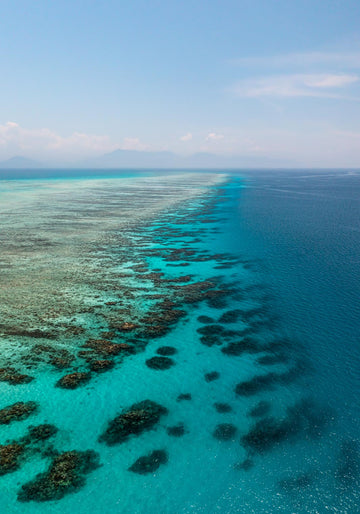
[1,0,360,166]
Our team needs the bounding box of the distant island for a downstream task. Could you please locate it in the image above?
[0,149,292,175]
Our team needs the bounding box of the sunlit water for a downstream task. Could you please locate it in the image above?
[0,170,359,513]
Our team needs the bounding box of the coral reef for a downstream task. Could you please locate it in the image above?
[128,450,168,474]
[145,356,175,370]
[56,372,91,389]
[99,400,168,445]
[0,402,38,425]
[213,423,237,441]
[17,450,100,502]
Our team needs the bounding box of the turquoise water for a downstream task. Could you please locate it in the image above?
[0,170,359,513]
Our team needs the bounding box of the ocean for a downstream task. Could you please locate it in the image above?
[0,169,359,513]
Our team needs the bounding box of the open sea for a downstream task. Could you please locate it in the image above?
[0,169,359,513]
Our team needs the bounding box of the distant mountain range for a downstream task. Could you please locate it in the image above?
[78,149,285,169]
[0,149,292,173]
[0,156,43,168]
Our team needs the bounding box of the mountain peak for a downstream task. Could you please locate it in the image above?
[0,156,43,168]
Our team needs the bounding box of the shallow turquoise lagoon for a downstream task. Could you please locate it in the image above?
[0,170,359,513]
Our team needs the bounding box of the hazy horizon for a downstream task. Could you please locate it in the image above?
[1,1,360,168]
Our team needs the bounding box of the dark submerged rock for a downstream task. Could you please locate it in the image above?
[0,402,38,425]
[278,473,312,492]
[213,423,237,441]
[234,458,254,471]
[197,315,214,324]
[197,324,225,336]
[241,399,332,454]
[218,310,242,324]
[128,450,168,474]
[167,423,186,437]
[335,440,360,484]
[257,353,288,366]
[156,346,177,356]
[99,400,168,445]
[222,338,259,356]
[177,393,191,402]
[56,372,91,390]
[241,416,290,453]
[145,356,175,370]
[17,450,100,502]
[214,402,232,413]
[235,367,301,397]
[248,401,271,418]
[200,335,222,347]
[204,371,220,382]
[206,296,228,309]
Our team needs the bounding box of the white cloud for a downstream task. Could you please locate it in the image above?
[121,137,149,151]
[231,73,359,99]
[303,74,358,88]
[206,132,225,140]
[231,51,360,69]
[0,121,119,160]
[180,132,193,141]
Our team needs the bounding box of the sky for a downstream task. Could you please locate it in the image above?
[1,0,360,166]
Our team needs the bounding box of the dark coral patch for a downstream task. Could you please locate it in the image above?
[257,354,288,366]
[99,400,168,445]
[241,416,289,453]
[234,458,254,471]
[17,450,100,502]
[128,450,168,475]
[200,335,221,347]
[222,338,259,356]
[0,402,38,425]
[241,399,332,454]
[0,367,34,385]
[197,324,225,336]
[49,356,73,370]
[56,372,91,389]
[83,339,134,357]
[278,473,312,492]
[218,310,242,324]
[27,424,58,443]
[90,360,114,373]
[145,356,175,370]
[197,315,214,324]
[167,423,186,437]
[235,368,302,396]
[6,328,56,339]
[335,440,360,484]
[0,443,25,475]
[235,372,278,396]
[248,401,271,418]
[156,346,177,356]
[214,402,232,413]
[117,322,139,332]
[204,371,220,382]
[213,423,237,441]
[206,296,228,309]
[177,393,191,402]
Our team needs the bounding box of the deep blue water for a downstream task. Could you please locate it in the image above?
[236,170,360,427]
[0,169,359,513]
